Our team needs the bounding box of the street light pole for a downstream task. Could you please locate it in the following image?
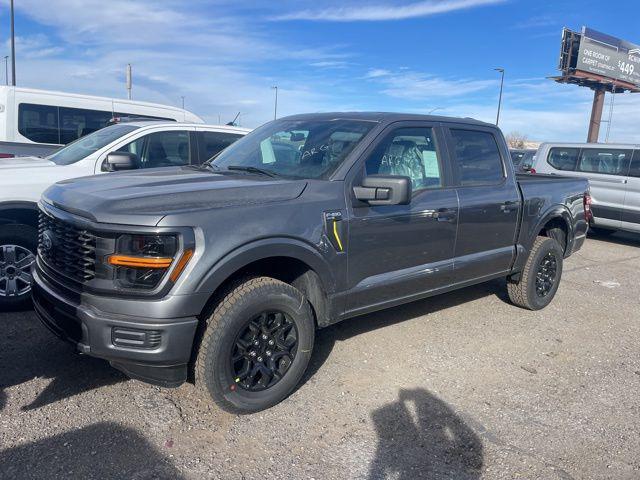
[181,96,185,109]
[494,68,504,126]
[428,107,442,114]
[4,56,8,86]
[271,86,278,120]
[10,0,16,86]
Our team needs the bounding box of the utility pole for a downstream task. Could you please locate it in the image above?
[126,64,132,100]
[180,96,185,109]
[10,0,16,86]
[494,68,505,126]
[4,56,8,86]
[271,86,278,120]
[587,87,605,143]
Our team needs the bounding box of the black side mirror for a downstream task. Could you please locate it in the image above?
[353,175,412,206]
[102,152,138,172]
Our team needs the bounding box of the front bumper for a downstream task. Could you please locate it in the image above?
[32,266,199,387]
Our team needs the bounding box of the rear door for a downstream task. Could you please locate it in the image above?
[445,125,520,283]
[621,150,640,231]
[573,146,632,230]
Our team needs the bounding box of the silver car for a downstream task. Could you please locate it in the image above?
[530,143,640,234]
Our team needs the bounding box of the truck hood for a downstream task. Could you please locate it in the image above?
[42,166,308,226]
[0,156,55,168]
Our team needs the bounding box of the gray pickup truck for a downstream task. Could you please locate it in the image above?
[32,113,590,413]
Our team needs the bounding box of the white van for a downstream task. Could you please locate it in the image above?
[530,143,640,234]
[0,121,249,308]
[0,86,204,158]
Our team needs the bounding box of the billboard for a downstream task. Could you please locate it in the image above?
[575,27,640,88]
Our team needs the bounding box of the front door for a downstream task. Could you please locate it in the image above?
[346,123,458,314]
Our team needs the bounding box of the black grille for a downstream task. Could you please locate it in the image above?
[38,210,97,283]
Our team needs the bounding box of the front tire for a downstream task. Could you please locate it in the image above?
[0,224,37,311]
[195,277,315,414]
[507,236,564,310]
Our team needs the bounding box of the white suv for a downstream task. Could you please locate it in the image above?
[0,121,250,308]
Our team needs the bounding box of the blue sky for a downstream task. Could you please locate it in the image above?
[1,0,640,142]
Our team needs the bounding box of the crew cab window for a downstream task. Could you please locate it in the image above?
[547,147,579,171]
[365,127,442,192]
[576,148,632,176]
[199,131,243,161]
[117,130,191,169]
[630,151,640,178]
[450,129,504,186]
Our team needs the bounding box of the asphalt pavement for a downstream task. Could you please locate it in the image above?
[1,231,639,479]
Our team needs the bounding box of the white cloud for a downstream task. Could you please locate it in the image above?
[365,68,497,99]
[0,0,358,127]
[271,0,505,22]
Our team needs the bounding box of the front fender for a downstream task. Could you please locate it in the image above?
[194,237,336,297]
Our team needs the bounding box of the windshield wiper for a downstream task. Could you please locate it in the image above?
[226,165,279,178]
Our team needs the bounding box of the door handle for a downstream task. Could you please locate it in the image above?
[424,208,456,222]
[500,201,518,213]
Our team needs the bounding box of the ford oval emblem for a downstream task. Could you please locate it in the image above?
[42,230,54,253]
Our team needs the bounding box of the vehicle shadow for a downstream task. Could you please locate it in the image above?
[368,388,483,479]
[587,230,640,248]
[0,421,184,479]
[304,278,508,384]
[0,311,125,412]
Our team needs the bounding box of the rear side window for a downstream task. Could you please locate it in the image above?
[629,150,640,178]
[18,103,59,144]
[576,148,632,176]
[199,131,243,161]
[450,129,504,186]
[547,147,579,171]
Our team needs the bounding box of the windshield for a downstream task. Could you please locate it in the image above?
[47,124,140,165]
[211,118,377,179]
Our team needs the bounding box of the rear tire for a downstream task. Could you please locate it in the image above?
[507,236,563,311]
[195,277,315,414]
[0,224,37,311]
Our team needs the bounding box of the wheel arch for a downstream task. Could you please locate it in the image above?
[529,204,573,256]
[195,238,336,326]
[0,201,39,228]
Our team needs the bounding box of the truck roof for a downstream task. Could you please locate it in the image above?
[283,111,495,127]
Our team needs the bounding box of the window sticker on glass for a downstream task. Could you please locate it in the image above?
[422,150,440,178]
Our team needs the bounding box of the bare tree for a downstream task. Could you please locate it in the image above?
[505,132,529,149]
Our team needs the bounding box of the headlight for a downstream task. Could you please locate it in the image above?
[107,234,181,290]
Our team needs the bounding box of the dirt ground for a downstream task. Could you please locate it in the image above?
[1,231,639,479]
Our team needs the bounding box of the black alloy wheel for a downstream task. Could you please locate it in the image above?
[195,276,315,414]
[231,311,298,392]
[535,251,558,298]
